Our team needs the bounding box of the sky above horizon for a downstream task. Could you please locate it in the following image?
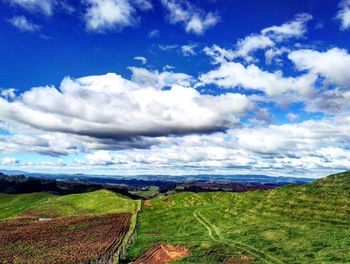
[1,0,350,178]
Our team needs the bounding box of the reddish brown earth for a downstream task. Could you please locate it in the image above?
[144,200,152,206]
[133,244,190,264]
[0,213,131,264]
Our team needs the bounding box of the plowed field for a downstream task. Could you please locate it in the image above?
[0,213,131,264]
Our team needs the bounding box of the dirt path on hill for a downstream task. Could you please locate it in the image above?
[193,210,283,264]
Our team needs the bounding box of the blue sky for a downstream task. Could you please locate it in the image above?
[1,0,350,177]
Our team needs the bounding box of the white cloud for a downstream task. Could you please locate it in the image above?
[9,16,40,32]
[0,71,252,140]
[148,29,159,38]
[261,13,312,41]
[6,0,54,16]
[199,62,316,97]
[181,44,197,56]
[234,34,275,61]
[162,65,175,71]
[0,157,18,165]
[286,113,298,121]
[289,47,350,86]
[56,159,66,166]
[265,47,290,64]
[203,35,275,64]
[84,0,137,32]
[161,0,219,35]
[129,67,194,88]
[158,44,179,51]
[204,14,312,65]
[185,12,219,35]
[134,56,147,64]
[131,0,152,11]
[1,88,16,99]
[336,0,350,30]
[86,150,115,165]
[74,115,350,177]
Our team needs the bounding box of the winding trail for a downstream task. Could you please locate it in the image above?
[193,210,283,264]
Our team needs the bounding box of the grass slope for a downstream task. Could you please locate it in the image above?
[0,190,139,219]
[127,172,350,263]
[0,192,53,219]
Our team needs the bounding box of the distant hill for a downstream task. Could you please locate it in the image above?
[0,170,315,186]
[0,171,315,198]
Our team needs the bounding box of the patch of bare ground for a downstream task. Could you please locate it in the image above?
[0,213,131,264]
[133,244,190,264]
[144,200,152,207]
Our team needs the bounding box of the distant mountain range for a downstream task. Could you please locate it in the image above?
[0,170,315,185]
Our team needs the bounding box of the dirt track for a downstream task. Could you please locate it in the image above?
[133,244,190,264]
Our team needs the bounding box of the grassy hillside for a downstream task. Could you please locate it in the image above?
[0,192,53,219]
[0,190,139,219]
[127,172,350,263]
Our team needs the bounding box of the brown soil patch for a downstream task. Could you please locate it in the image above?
[0,213,131,264]
[133,244,190,264]
[144,200,152,206]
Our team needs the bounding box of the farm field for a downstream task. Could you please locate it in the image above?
[127,172,350,263]
[0,213,131,264]
[0,190,141,264]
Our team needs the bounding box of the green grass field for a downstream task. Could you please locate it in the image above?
[0,192,53,219]
[0,190,139,219]
[127,172,350,263]
[1,173,349,263]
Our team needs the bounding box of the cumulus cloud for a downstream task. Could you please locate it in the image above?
[75,115,350,176]
[6,0,54,16]
[161,0,219,35]
[0,71,252,140]
[336,0,350,30]
[9,16,40,32]
[261,13,313,41]
[288,47,350,112]
[289,48,350,86]
[0,119,160,156]
[198,62,316,97]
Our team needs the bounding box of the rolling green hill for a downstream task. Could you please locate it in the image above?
[0,192,53,219]
[0,190,140,219]
[127,172,350,263]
